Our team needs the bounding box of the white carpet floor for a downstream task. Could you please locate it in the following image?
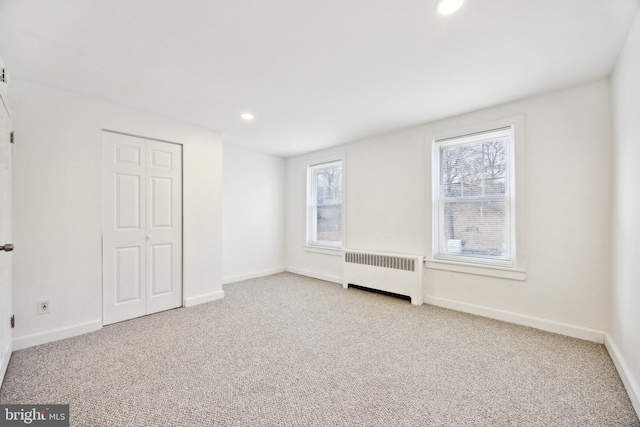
[1,272,638,426]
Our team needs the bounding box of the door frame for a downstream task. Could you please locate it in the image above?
[0,87,13,385]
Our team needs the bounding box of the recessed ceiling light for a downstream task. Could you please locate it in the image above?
[436,0,464,15]
[240,113,254,121]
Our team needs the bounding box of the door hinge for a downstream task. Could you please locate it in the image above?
[0,68,8,84]
[10,131,14,144]
[10,315,14,328]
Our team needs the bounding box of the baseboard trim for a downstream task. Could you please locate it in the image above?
[425,295,605,343]
[604,334,640,417]
[285,267,342,284]
[183,290,225,307]
[1,341,10,384]
[222,267,286,285]
[12,319,103,351]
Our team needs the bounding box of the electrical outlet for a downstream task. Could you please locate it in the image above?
[37,299,51,314]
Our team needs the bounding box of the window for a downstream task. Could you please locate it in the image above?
[432,127,515,266]
[307,158,343,248]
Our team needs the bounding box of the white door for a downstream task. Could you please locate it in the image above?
[145,140,182,315]
[0,92,13,384]
[102,132,182,325]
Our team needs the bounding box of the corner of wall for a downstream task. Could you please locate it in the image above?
[604,334,640,416]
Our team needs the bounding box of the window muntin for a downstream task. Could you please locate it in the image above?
[307,159,343,248]
[433,127,515,266]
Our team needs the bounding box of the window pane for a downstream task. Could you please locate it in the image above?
[483,139,507,195]
[442,143,485,197]
[317,204,341,242]
[484,173,506,195]
[441,200,509,259]
[441,146,462,197]
[442,200,509,258]
[315,165,342,206]
[483,139,507,168]
[463,169,483,197]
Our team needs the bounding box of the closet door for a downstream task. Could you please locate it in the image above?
[102,132,182,325]
[145,140,182,315]
[102,132,147,325]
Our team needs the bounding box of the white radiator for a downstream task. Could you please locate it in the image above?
[342,249,424,305]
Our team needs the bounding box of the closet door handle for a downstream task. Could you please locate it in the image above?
[0,243,14,252]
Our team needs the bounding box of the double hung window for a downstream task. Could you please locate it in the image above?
[307,158,343,248]
[433,127,515,266]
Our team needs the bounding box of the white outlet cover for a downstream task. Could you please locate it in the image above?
[37,299,51,314]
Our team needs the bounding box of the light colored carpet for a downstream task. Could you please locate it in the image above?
[1,272,638,426]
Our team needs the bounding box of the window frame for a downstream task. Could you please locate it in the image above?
[433,127,516,267]
[306,155,345,250]
[426,116,527,280]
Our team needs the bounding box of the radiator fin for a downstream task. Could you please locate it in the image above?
[345,252,415,272]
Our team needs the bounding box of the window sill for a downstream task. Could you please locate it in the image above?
[425,259,527,281]
[304,245,343,256]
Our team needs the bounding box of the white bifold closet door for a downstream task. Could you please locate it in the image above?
[102,131,182,325]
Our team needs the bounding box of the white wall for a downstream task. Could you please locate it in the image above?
[286,79,612,341]
[10,80,224,349]
[222,145,285,283]
[609,9,640,415]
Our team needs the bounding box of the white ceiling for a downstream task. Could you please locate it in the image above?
[0,0,638,157]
